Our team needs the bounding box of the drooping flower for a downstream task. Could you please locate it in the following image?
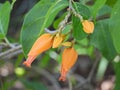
[59,47,78,81]
[23,33,53,67]
[82,20,94,34]
[52,33,65,48]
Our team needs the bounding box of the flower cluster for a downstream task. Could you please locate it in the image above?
[23,19,94,81]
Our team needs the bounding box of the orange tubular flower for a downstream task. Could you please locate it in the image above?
[82,20,94,34]
[23,33,53,67]
[52,33,65,48]
[59,47,78,81]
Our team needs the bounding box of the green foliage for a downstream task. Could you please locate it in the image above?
[21,0,68,56]
[62,24,72,34]
[110,1,120,89]
[106,0,118,7]
[90,19,116,60]
[21,79,48,90]
[72,16,87,40]
[114,60,120,90]
[53,12,67,29]
[0,2,11,39]
[109,0,120,54]
[74,38,94,56]
[96,57,108,81]
[73,2,91,19]
[97,5,111,17]
[91,0,107,19]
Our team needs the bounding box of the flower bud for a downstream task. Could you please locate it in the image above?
[62,42,72,47]
[82,20,94,34]
[59,47,78,81]
[23,33,53,67]
[52,33,65,48]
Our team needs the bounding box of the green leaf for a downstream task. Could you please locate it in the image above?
[21,79,48,90]
[97,5,111,17]
[53,12,67,29]
[21,0,68,56]
[96,57,108,81]
[109,0,120,53]
[73,2,91,19]
[0,2,11,39]
[106,0,118,7]
[91,0,107,18]
[39,53,50,68]
[72,16,87,40]
[62,24,72,34]
[90,19,116,60]
[114,56,120,90]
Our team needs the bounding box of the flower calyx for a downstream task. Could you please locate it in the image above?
[52,33,65,48]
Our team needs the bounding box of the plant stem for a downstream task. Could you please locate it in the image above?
[69,0,83,21]
[4,37,15,48]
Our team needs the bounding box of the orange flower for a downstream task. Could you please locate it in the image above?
[59,47,78,81]
[23,33,53,67]
[52,33,65,48]
[82,20,94,34]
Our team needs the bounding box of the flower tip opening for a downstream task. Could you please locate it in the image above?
[23,56,36,68]
[23,61,31,68]
[59,67,67,81]
[59,76,66,81]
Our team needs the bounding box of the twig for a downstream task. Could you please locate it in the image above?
[0,42,8,46]
[72,74,86,83]
[44,28,57,34]
[57,8,71,32]
[32,67,61,90]
[87,49,101,82]
[87,58,99,82]
[3,49,23,59]
[0,45,22,59]
[4,37,15,48]
[68,75,73,90]
[74,49,101,89]
[69,0,83,21]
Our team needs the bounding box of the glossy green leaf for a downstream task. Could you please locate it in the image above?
[90,19,116,60]
[73,2,91,19]
[109,0,120,53]
[0,2,11,39]
[21,0,68,56]
[92,0,107,18]
[72,16,87,40]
